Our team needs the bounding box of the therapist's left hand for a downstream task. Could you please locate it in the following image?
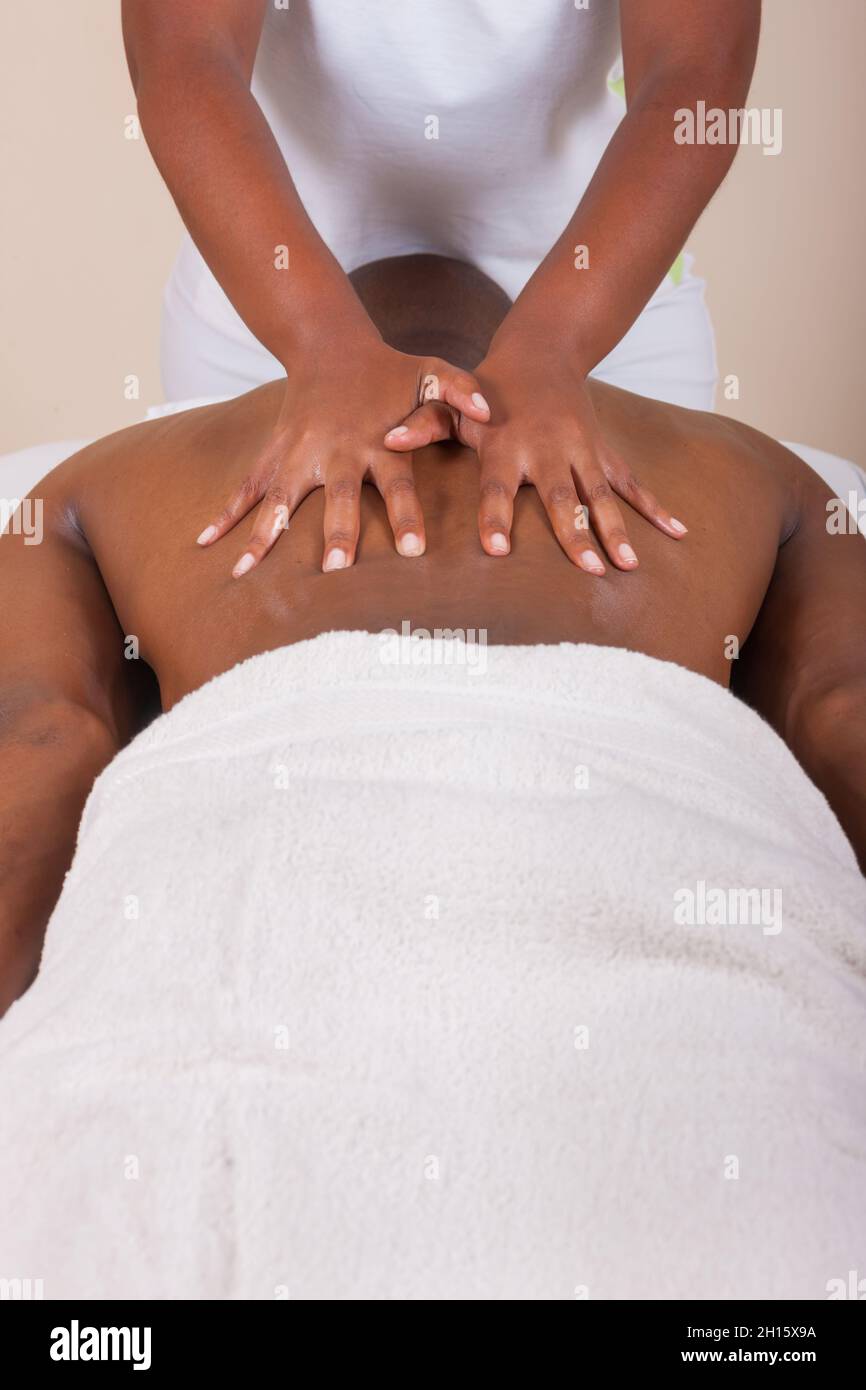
[383,332,687,573]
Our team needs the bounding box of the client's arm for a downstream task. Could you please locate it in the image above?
[0,485,147,1012]
[736,460,866,872]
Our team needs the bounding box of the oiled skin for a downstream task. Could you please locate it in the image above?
[67,378,791,711]
[121,0,760,569]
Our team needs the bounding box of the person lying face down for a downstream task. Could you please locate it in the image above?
[0,253,865,1010]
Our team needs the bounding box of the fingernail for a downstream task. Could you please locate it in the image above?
[669,517,688,534]
[324,549,348,572]
[471,392,489,412]
[386,425,409,440]
[398,532,423,557]
[197,525,217,546]
[489,533,509,554]
[618,543,638,566]
[233,552,255,578]
[581,549,605,574]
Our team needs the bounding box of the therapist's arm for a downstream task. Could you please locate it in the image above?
[735,458,866,874]
[122,0,489,574]
[386,0,761,570]
[504,0,762,372]
[122,0,368,388]
[0,480,144,1014]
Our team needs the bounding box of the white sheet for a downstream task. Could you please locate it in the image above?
[0,634,864,1299]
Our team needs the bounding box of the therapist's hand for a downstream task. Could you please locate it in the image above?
[196,333,489,575]
[384,332,687,572]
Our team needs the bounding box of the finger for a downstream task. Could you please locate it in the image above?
[477,455,520,557]
[575,466,638,571]
[321,471,363,572]
[231,483,305,579]
[421,359,491,422]
[607,455,688,539]
[196,474,266,546]
[370,456,426,557]
[536,470,606,574]
[384,401,456,451]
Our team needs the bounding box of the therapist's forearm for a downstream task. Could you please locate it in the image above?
[497,64,752,371]
[134,53,377,363]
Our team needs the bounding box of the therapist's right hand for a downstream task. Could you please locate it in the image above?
[195,334,490,576]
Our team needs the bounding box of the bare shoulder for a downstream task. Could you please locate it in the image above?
[30,385,281,527]
[590,380,810,538]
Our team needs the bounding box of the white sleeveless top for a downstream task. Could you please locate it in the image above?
[168,0,669,353]
[251,0,623,293]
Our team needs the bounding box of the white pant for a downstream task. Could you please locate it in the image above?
[161,245,718,413]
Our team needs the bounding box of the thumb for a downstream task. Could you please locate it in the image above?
[384,400,457,450]
[421,360,491,423]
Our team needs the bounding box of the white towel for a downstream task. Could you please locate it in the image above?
[1,633,864,1300]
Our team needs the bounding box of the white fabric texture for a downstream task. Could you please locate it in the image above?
[0,634,864,1300]
[160,0,718,407]
[252,0,625,303]
[161,239,719,410]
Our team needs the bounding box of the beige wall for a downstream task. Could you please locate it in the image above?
[0,1,178,450]
[690,0,866,461]
[1,0,863,461]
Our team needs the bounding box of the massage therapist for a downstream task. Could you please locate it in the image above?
[122,0,759,575]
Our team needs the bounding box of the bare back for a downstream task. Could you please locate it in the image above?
[53,379,799,710]
[3,372,866,1013]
